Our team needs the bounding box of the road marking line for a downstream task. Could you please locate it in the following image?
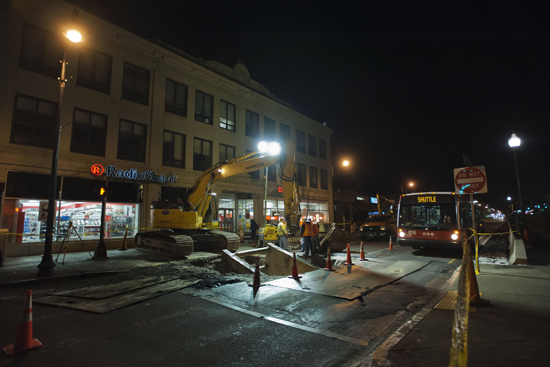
[197,293,369,346]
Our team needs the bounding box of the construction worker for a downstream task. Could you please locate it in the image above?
[277,217,288,250]
[300,218,315,256]
[311,220,320,254]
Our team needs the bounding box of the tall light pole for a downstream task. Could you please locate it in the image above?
[331,159,350,227]
[37,10,84,276]
[508,132,525,232]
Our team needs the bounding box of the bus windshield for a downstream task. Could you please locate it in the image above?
[399,203,457,229]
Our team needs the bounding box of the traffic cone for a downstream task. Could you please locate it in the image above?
[288,252,302,279]
[118,225,128,251]
[344,244,354,266]
[324,247,335,271]
[249,256,263,288]
[388,236,395,251]
[359,241,367,261]
[3,290,42,356]
[523,229,530,245]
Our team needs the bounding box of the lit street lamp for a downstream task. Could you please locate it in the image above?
[331,159,351,226]
[37,10,84,276]
[401,181,415,194]
[508,132,525,232]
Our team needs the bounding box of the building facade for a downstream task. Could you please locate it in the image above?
[0,0,333,257]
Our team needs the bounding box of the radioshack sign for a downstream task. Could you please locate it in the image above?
[91,164,177,183]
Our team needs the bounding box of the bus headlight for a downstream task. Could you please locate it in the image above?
[451,232,459,240]
[399,231,405,238]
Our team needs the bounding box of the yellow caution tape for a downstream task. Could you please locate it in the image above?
[449,240,470,367]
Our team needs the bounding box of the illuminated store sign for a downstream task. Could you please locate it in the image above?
[91,164,177,183]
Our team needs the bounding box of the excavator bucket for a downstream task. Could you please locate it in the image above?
[319,224,348,253]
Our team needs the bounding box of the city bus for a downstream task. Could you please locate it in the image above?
[396,192,472,249]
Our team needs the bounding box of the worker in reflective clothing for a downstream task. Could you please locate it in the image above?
[277,217,288,250]
[300,218,315,256]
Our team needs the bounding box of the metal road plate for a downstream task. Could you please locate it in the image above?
[35,279,200,313]
[266,260,427,300]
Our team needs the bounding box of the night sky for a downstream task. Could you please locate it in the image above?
[70,0,550,210]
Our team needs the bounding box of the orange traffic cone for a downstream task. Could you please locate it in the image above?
[344,244,354,266]
[288,252,303,279]
[388,236,395,251]
[118,225,128,251]
[249,256,263,288]
[324,247,335,271]
[523,229,530,245]
[3,290,42,356]
[359,241,367,261]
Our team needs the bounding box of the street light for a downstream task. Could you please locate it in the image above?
[331,159,351,228]
[37,9,84,277]
[401,181,415,194]
[508,132,525,233]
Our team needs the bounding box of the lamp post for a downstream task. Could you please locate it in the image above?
[37,10,84,276]
[331,159,350,228]
[508,132,525,232]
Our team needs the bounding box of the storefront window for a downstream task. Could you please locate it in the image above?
[300,200,329,223]
[237,199,253,233]
[7,199,140,244]
[218,195,235,232]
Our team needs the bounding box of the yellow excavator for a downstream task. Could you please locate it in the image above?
[134,139,300,257]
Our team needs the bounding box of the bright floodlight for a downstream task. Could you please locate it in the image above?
[507,196,512,201]
[508,133,521,148]
[342,160,350,167]
[257,141,268,153]
[64,29,83,43]
[268,142,281,156]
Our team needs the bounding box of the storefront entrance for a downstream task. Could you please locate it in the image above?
[218,208,234,232]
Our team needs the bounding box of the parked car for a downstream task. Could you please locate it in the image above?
[359,214,397,241]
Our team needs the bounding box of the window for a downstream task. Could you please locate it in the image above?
[193,138,212,171]
[297,163,306,187]
[195,90,213,124]
[279,123,290,140]
[245,110,259,138]
[77,47,112,94]
[320,169,328,190]
[308,135,317,157]
[122,62,150,105]
[117,119,147,162]
[10,94,56,148]
[319,139,327,160]
[246,149,259,179]
[165,79,188,117]
[219,143,235,163]
[268,165,277,182]
[296,130,305,153]
[220,100,236,131]
[70,108,107,157]
[163,130,186,168]
[264,117,276,140]
[19,23,63,78]
[309,167,318,188]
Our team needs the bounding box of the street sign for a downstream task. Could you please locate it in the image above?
[454,165,488,194]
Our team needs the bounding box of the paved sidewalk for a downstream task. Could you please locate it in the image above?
[375,264,550,367]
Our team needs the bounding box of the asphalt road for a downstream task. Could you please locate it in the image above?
[3,223,521,367]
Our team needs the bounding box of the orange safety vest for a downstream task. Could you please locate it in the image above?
[302,222,315,237]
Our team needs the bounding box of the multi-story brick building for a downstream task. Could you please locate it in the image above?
[0,0,333,257]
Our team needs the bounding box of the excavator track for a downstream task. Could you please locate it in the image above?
[134,231,194,258]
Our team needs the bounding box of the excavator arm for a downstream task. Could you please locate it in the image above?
[187,139,300,226]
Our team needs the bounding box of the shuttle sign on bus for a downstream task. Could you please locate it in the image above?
[454,166,488,194]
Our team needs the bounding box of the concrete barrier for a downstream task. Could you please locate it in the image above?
[508,228,528,265]
[220,243,319,276]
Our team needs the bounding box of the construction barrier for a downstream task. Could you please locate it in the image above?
[3,290,42,356]
[351,223,356,234]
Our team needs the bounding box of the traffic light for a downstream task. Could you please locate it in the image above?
[95,186,110,197]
